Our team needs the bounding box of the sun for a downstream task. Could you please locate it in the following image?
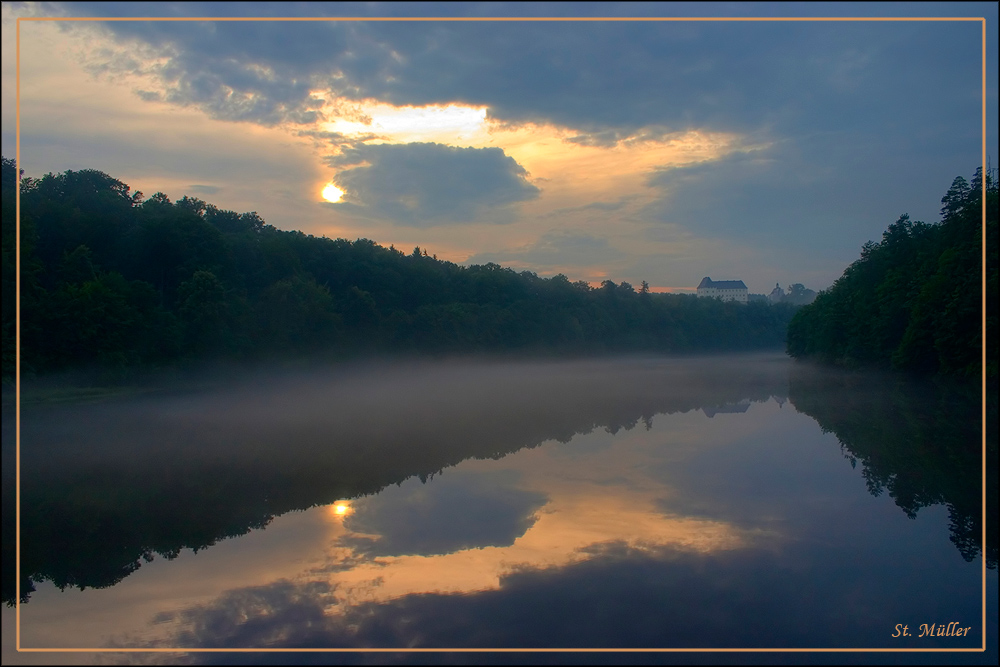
[328,503,351,518]
[322,183,344,202]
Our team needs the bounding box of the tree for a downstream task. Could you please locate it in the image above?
[787,168,996,379]
[784,283,816,305]
[255,275,340,352]
[177,270,230,355]
[940,176,971,219]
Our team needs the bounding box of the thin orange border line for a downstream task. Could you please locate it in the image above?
[981,15,988,655]
[14,10,22,656]
[13,13,990,655]
[13,16,987,21]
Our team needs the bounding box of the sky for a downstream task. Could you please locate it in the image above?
[1,2,997,294]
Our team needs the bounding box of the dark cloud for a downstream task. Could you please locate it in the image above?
[340,470,547,557]
[562,127,681,148]
[59,17,355,126]
[295,129,383,148]
[326,143,539,226]
[147,579,336,650]
[42,5,992,145]
[41,6,993,231]
[142,540,985,655]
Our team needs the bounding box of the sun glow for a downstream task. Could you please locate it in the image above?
[320,102,489,144]
[329,503,352,517]
[322,183,344,202]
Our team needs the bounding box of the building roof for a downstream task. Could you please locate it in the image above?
[697,277,747,290]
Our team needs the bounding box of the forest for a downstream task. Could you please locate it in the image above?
[787,168,998,380]
[1,157,798,379]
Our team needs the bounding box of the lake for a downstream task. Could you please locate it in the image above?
[2,353,996,663]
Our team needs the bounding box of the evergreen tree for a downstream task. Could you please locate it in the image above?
[788,169,997,379]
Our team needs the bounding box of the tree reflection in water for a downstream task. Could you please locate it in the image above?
[4,355,791,605]
[788,364,995,569]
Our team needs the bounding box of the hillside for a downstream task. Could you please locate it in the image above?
[1,158,797,378]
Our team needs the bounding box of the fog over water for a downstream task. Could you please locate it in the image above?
[1,353,994,664]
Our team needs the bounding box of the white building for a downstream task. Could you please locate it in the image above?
[696,277,748,303]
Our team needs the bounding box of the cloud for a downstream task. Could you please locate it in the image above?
[133,88,162,102]
[561,125,699,150]
[325,142,539,226]
[43,6,990,145]
[55,17,350,126]
[145,579,336,650]
[16,2,995,172]
[42,10,990,238]
[340,471,547,557]
[295,128,383,149]
[137,539,985,655]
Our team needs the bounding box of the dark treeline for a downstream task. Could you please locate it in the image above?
[1,157,796,378]
[787,168,998,379]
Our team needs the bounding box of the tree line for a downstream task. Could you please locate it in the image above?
[1,157,798,379]
[787,168,998,379]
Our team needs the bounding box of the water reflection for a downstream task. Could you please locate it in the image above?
[319,456,758,609]
[129,540,985,651]
[340,471,548,557]
[788,364,996,569]
[2,354,992,654]
[5,354,790,604]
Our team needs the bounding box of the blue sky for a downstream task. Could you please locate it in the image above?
[2,2,997,293]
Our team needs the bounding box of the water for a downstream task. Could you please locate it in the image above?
[2,353,995,662]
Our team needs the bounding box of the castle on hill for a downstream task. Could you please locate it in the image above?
[696,277,748,303]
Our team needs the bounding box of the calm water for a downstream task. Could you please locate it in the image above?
[2,353,996,663]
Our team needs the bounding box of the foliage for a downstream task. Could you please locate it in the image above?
[787,169,998,379]
[1,158,798,378]
[782,283,817,306]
